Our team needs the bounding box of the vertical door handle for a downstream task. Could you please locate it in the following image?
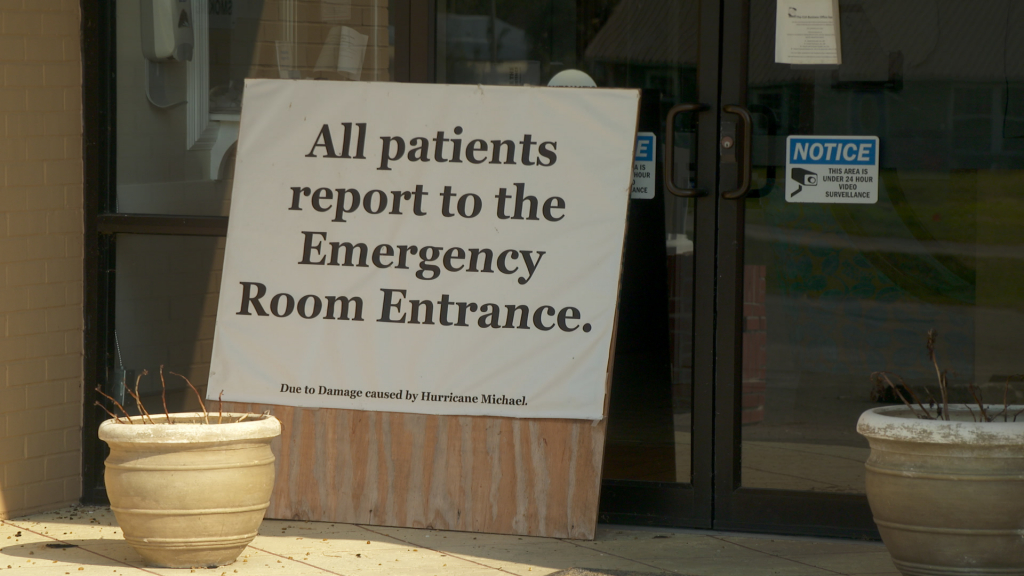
[664,103,708,197]
[721,104,752,199]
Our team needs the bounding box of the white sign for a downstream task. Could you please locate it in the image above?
[785,135,879,203]
[208,80,640,420]
[630,132,656,199]
[775,0,842,65]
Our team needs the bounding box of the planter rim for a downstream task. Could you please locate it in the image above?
[98,412,281,444]
[857,405,1024,445]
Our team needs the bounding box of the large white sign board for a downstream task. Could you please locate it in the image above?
[208,80,639,420]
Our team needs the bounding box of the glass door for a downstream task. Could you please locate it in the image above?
[714,0,1024,536]
[436,0,723,528]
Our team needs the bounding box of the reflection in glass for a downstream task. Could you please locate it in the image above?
[741,0,1024,493]
[438,0,700,483]
[437,0,698,97]
[116,0,393,216]
[111,235,225,415]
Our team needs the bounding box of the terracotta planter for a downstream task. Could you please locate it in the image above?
[99,413,281,568]
[857,405,1024,576]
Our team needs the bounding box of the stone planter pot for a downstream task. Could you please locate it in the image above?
[98,413,281,568]
[857,405,1024,576]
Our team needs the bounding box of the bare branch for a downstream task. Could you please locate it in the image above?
[169,371,208,424]
[967,383,988,422]
[94,385,133,424]
[872,371,933,419]
[1005,376,1011,422]
[159,365,172,423]
[1014,405,1024,422]
[94,400,123,423]
[927,330,950,421]
[124,370,154,424]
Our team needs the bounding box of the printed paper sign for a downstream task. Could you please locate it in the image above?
[630,132,656,199]
[208,80,640,420]
[775,0,842,65]
[785,135,879,203]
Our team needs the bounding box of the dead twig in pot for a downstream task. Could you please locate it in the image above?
[169,370,208,424]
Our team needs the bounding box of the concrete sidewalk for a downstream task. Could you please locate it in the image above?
[1,506,897,576]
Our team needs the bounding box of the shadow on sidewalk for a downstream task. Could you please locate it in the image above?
[1,538,145,570]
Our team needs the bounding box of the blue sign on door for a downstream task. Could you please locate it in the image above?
[785,135,879,204]
[631,132,656,199]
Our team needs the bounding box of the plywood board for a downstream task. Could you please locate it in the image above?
[222,402,607,539]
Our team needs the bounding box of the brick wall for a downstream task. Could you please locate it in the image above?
[0,0,83,518]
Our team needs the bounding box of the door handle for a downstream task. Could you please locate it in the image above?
[664,103,708,197]
[721,104,752,199]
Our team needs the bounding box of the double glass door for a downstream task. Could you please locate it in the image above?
[438,0,1024,536]
[95,0,1024,537]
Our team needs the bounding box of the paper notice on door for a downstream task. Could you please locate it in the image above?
[775,0,842,65]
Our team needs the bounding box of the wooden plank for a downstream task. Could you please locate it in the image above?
[222,402,607,539]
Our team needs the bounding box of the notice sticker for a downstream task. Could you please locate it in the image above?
[785,135,879,203]
[631,132,656,199]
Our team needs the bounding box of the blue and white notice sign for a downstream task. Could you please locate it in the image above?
[631,132,656,199]
[785,135,879,203]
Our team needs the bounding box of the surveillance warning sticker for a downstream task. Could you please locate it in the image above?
[785,135,879,203]
[630,132,656,199]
